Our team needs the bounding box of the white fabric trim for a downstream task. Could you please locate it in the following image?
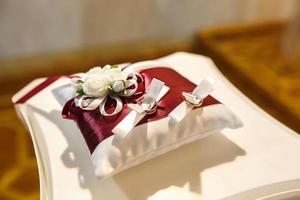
[92,103,242,178]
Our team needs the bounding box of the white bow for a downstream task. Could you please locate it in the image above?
[169,76,215,123]
[112,78,170,138]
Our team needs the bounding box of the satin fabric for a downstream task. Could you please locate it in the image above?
[16,76,62,104]
[15,75,78,104]
[62,67,220,154]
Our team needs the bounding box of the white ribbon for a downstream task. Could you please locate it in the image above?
[74,71,142,116]
[169,76,215,123]
[112,78,170,138]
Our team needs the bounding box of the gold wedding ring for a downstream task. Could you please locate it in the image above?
[184,92,203,108]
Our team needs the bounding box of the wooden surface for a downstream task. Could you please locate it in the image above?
[197,21,300,133]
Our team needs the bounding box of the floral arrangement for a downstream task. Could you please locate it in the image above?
[72,64,141,116]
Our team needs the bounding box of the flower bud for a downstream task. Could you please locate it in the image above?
[112,80,125,93]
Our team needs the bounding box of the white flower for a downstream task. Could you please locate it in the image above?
[112,80,125,93]
[82,76,109,97]
[88,66,103,74]
[80,64,128,97]
[102,65,127,83]
[86,65,127,82]
[85,66,103,80]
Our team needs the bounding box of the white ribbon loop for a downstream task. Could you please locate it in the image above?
[191,76,215,100]
[112,78,170,138]
[75,95,105,110]
[146,78,164,100]
[99,96,123,116]
[169,76,215,123]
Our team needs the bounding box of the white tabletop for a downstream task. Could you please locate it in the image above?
[13,52,300,200]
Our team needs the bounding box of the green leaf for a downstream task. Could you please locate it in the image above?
[111,64,119,69]
[75,86,85,96]
[106,85,113,92]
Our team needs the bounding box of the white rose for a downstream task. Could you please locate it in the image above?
[81,65,128,97]
[88,66,103,74]
[86,65,127,82]
[105,68,127,82]
[102,64,112,70]
[82,77,108,97]
[85,66,103,80]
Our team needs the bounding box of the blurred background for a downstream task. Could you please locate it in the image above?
[0,0,296,58]
[0,0,299,200]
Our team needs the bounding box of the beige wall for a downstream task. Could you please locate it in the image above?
[0,0,296,58]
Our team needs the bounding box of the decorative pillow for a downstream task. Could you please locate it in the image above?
[62,62,243,178]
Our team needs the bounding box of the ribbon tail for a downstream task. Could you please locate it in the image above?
[111,110,146,138]
[62,98,77,119]
[168,101,194,123]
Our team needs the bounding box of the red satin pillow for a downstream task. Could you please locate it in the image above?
[62,67,220,154]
